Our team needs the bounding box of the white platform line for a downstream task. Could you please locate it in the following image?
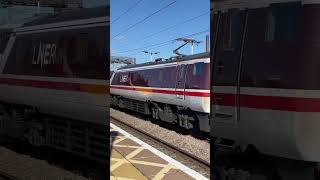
[110,123,209,180]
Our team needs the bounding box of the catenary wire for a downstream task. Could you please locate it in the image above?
[140,11,209,41]
[112,0,177,39]
[111,0,144,25]
[114,29,209,55]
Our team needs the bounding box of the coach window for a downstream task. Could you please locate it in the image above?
[140,70,148,87]
[131,72,137,86]
[149,69,158,87]
[169,66,177,88]
[158,69,164,87]
[133,71,147,87]
[143,69,152,87]
[186,63,210,89]
[265,2,302,42]
[132,72,138,84]
[144,69,152,87]
[222,10,240,50]
[193,62,204,76]
[212,12,218,45]
[241,3,302,89]
[135,71,141,86]
[162,66,176,88]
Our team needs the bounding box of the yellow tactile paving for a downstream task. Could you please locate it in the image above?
[110,126,197,180]
[110,146,148,180]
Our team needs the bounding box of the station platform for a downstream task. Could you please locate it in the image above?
[110,123,208,180]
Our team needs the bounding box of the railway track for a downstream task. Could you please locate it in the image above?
[112,106,210,141]
[111,115,210,178]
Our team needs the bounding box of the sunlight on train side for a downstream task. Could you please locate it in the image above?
[110,53,210,133]
[212,0,320,179]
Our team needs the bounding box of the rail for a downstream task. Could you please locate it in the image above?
[111,115,210,169]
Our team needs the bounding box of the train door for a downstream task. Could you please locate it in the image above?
[175,64,187,99]
[211,9,247,124]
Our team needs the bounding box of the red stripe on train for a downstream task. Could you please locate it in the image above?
[213,93,320,112]
[111,85,210,97]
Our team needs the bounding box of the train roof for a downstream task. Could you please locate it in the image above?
[118,52,210,70]
[22,6,109,27]
[212,0,319,11]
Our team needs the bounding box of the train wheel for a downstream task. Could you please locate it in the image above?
[177,111,195,130]
[151,107,159,120]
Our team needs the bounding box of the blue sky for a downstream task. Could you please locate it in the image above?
[110,0,210,65]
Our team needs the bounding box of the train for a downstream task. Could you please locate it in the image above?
[110,53,210,133]
[211,0,320,176]
[0,7,109,162]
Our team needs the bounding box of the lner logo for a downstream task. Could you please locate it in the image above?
[32,41,56,68]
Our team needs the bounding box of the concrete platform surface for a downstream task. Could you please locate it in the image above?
[110,123,208,180]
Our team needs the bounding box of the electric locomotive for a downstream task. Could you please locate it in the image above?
[0,7,109,162]
[111,52,210,133]
[212,0,320,173]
